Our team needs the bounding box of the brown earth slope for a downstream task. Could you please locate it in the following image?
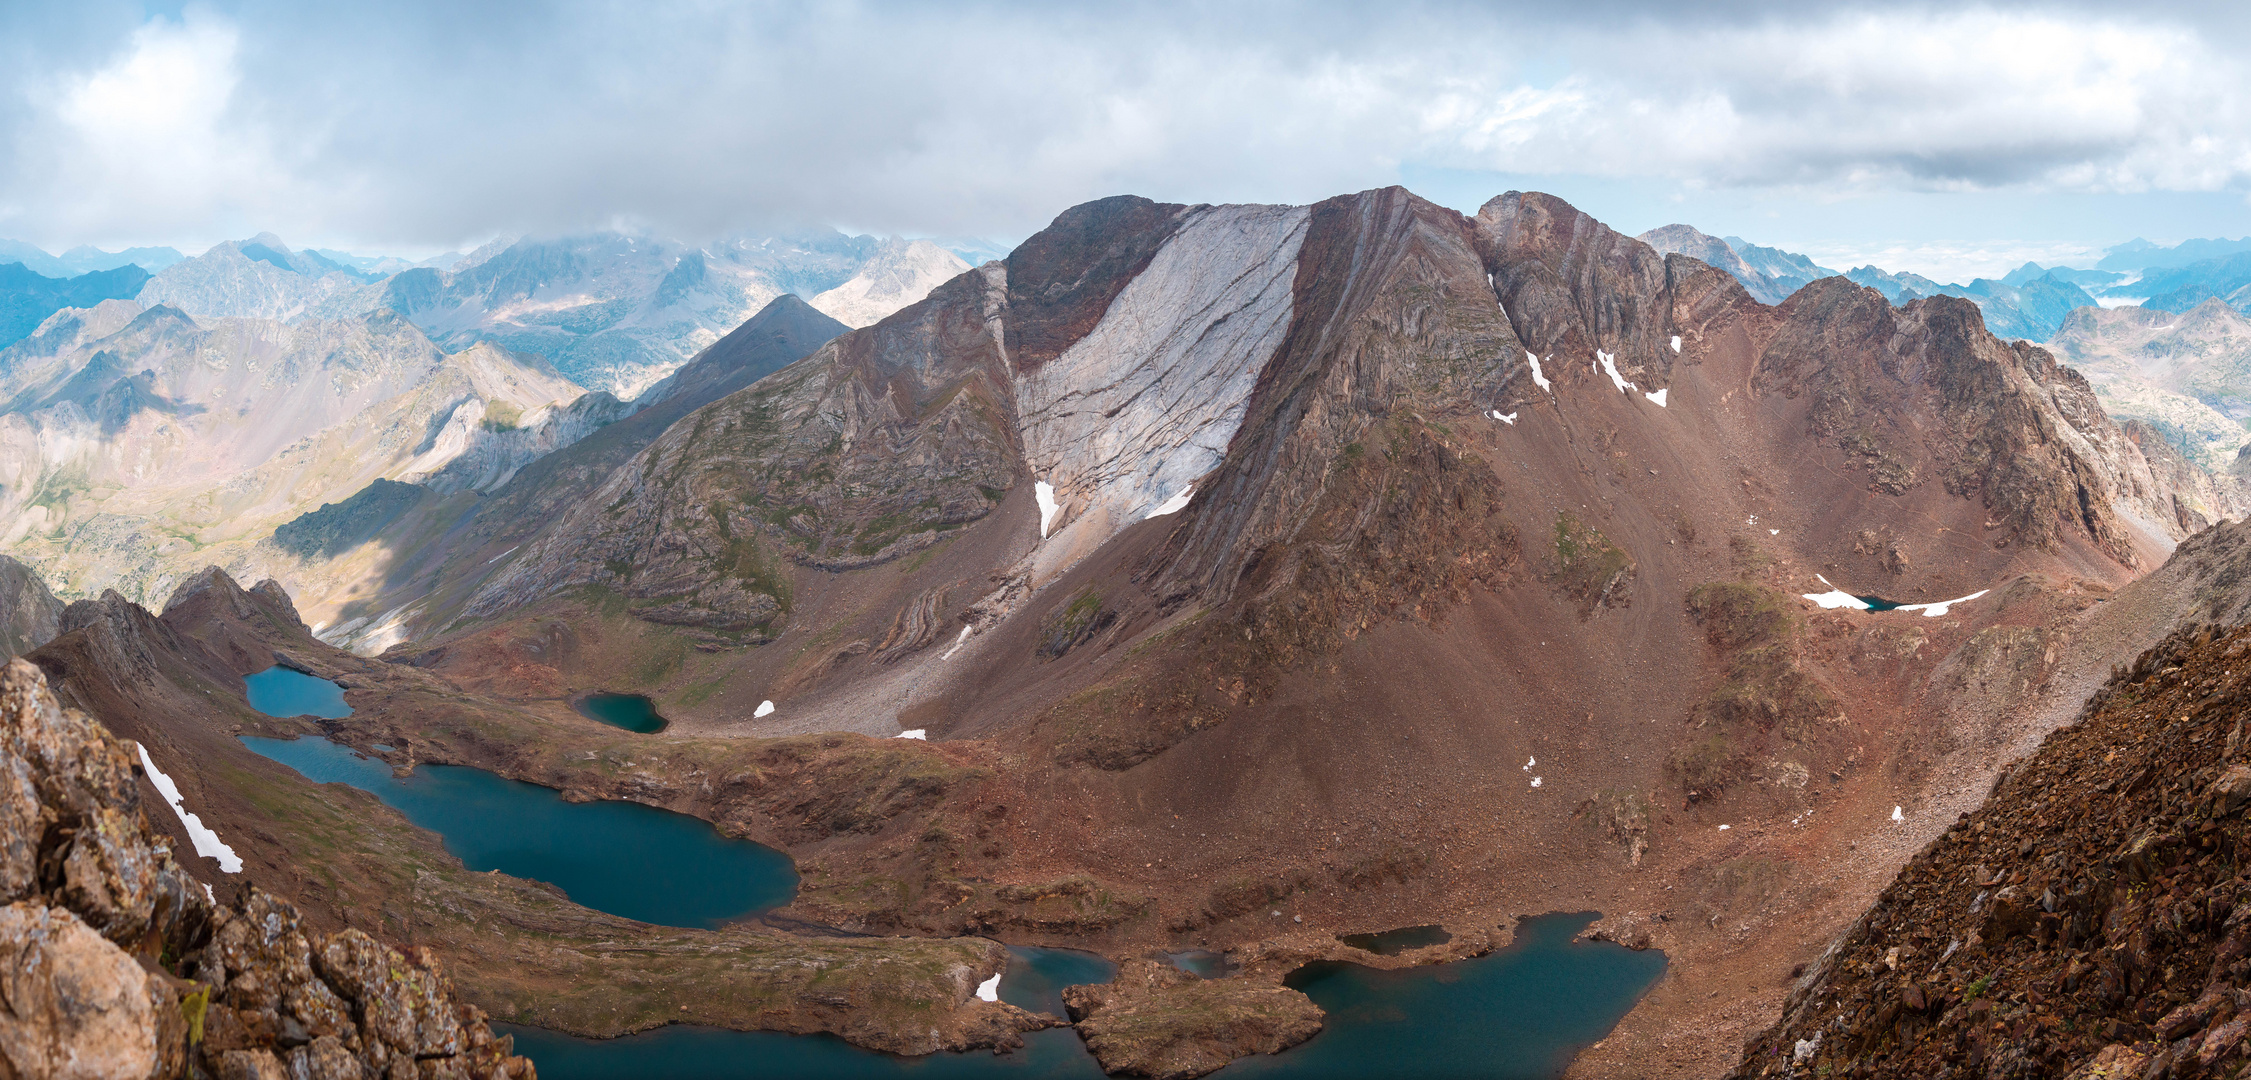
[1730,621,2251,1079]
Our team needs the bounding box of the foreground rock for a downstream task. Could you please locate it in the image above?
[1730,623,2251,1079]
[1063,959,1324,1079]
[0,656,534,1079]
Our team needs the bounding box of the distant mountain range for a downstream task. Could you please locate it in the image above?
[1,228,1000,399]
[1637,224,2098,340]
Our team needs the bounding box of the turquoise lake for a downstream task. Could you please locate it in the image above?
[501,914,1662,1079]
[239,734,798,928]
[575,693,668,733]
[243,666,352,718]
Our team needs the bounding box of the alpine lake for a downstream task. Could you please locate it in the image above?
[239,667,1666,1078]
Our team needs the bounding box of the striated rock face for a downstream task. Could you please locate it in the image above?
[1020,203,1308,556]
[1062,959,1324,1080]
[0,656,533,1079]
[1729,624,2251,1080]
[1479,189,1698,395]
[0,553,62,657]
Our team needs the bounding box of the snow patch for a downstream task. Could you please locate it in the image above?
[1489,410,1517,425]
[202,882,215,904]
[897,729,928,741]
[1769,529,1780,536]
[1892,805,1904,822]
[1718,824,1731,831]
[1035,481,1059,538]
[1526,352,1552,393]
[137,742,243,873]
[1530,776,1543,788]
[940,625,974,660]
[976,973,1001,1001]
[1802,574,1872,610]
[753,700,776,718]
[1524,756,1536,770]
[1596,350,1637,395]
[1670,335,1682,354]
[1644,388,1668,407]
[1145,486,1194,519]
[1894,590,1990,618]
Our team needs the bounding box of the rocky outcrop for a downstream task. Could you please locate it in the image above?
[272,478,434,560]
[1728,624,2251,1080]
[1757,278,2197,562]
[0,553,61,657]
[1062,959,1324,1080]
[0,656,534,1079]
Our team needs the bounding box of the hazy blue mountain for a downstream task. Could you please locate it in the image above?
[2002,262,2127,290]
[1844,265,2097,340]
[1723,236,1839,293]
[2099,236,2251,273]
[2136,253,2251,316]
[0,240,184,278]
[0,263,153,349]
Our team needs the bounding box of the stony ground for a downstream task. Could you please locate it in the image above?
[1731,622,2251,1079]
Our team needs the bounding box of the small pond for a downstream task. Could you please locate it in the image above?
[243,666,352,719]
[240,734,797,928]
[502,914,1661,1079]
[576,693,668,734]
[1337,924,1451,957]
[499,946,1119,1080]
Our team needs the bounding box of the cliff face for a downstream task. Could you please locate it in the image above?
[1729,623,2251,1080]
[0,553,61,657]
[0,656,534,1079]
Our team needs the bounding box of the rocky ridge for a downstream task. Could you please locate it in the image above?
[0,655,536,1079]
[1729,622,2251,1080]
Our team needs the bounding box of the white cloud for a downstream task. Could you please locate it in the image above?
[2,4,2248,253]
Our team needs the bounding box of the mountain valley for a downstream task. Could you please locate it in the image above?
[13,186,2251,1079]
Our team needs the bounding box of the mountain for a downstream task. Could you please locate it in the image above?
[2002,261,2126,290]
[809,238,973,327]
[0,239,184,278]
[2049,299,2251,470]
[380,230,898,395]
[18,186,2247,1077]
[136,234,384,322]
[2134,252,2251,316]
[1842,265,2099,340]
[252,186,2222,1075]
[2098,235,2251,273]
[1637,224,1840,304]
[0,299,630,609]
[0,261,150,348]
[299,293,848,653]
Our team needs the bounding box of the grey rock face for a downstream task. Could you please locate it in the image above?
[0,555,61,658]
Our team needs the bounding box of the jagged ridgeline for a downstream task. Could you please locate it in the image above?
[13,184,2251,1079]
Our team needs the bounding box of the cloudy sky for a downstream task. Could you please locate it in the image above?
[3,1,2249,281]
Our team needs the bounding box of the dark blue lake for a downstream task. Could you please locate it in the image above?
[501,914,1662,1079]
[243,666,352,718]
[576,693,668,733]
[239,734,797,928]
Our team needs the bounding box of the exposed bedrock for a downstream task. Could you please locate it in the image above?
[0,656,535,1079]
